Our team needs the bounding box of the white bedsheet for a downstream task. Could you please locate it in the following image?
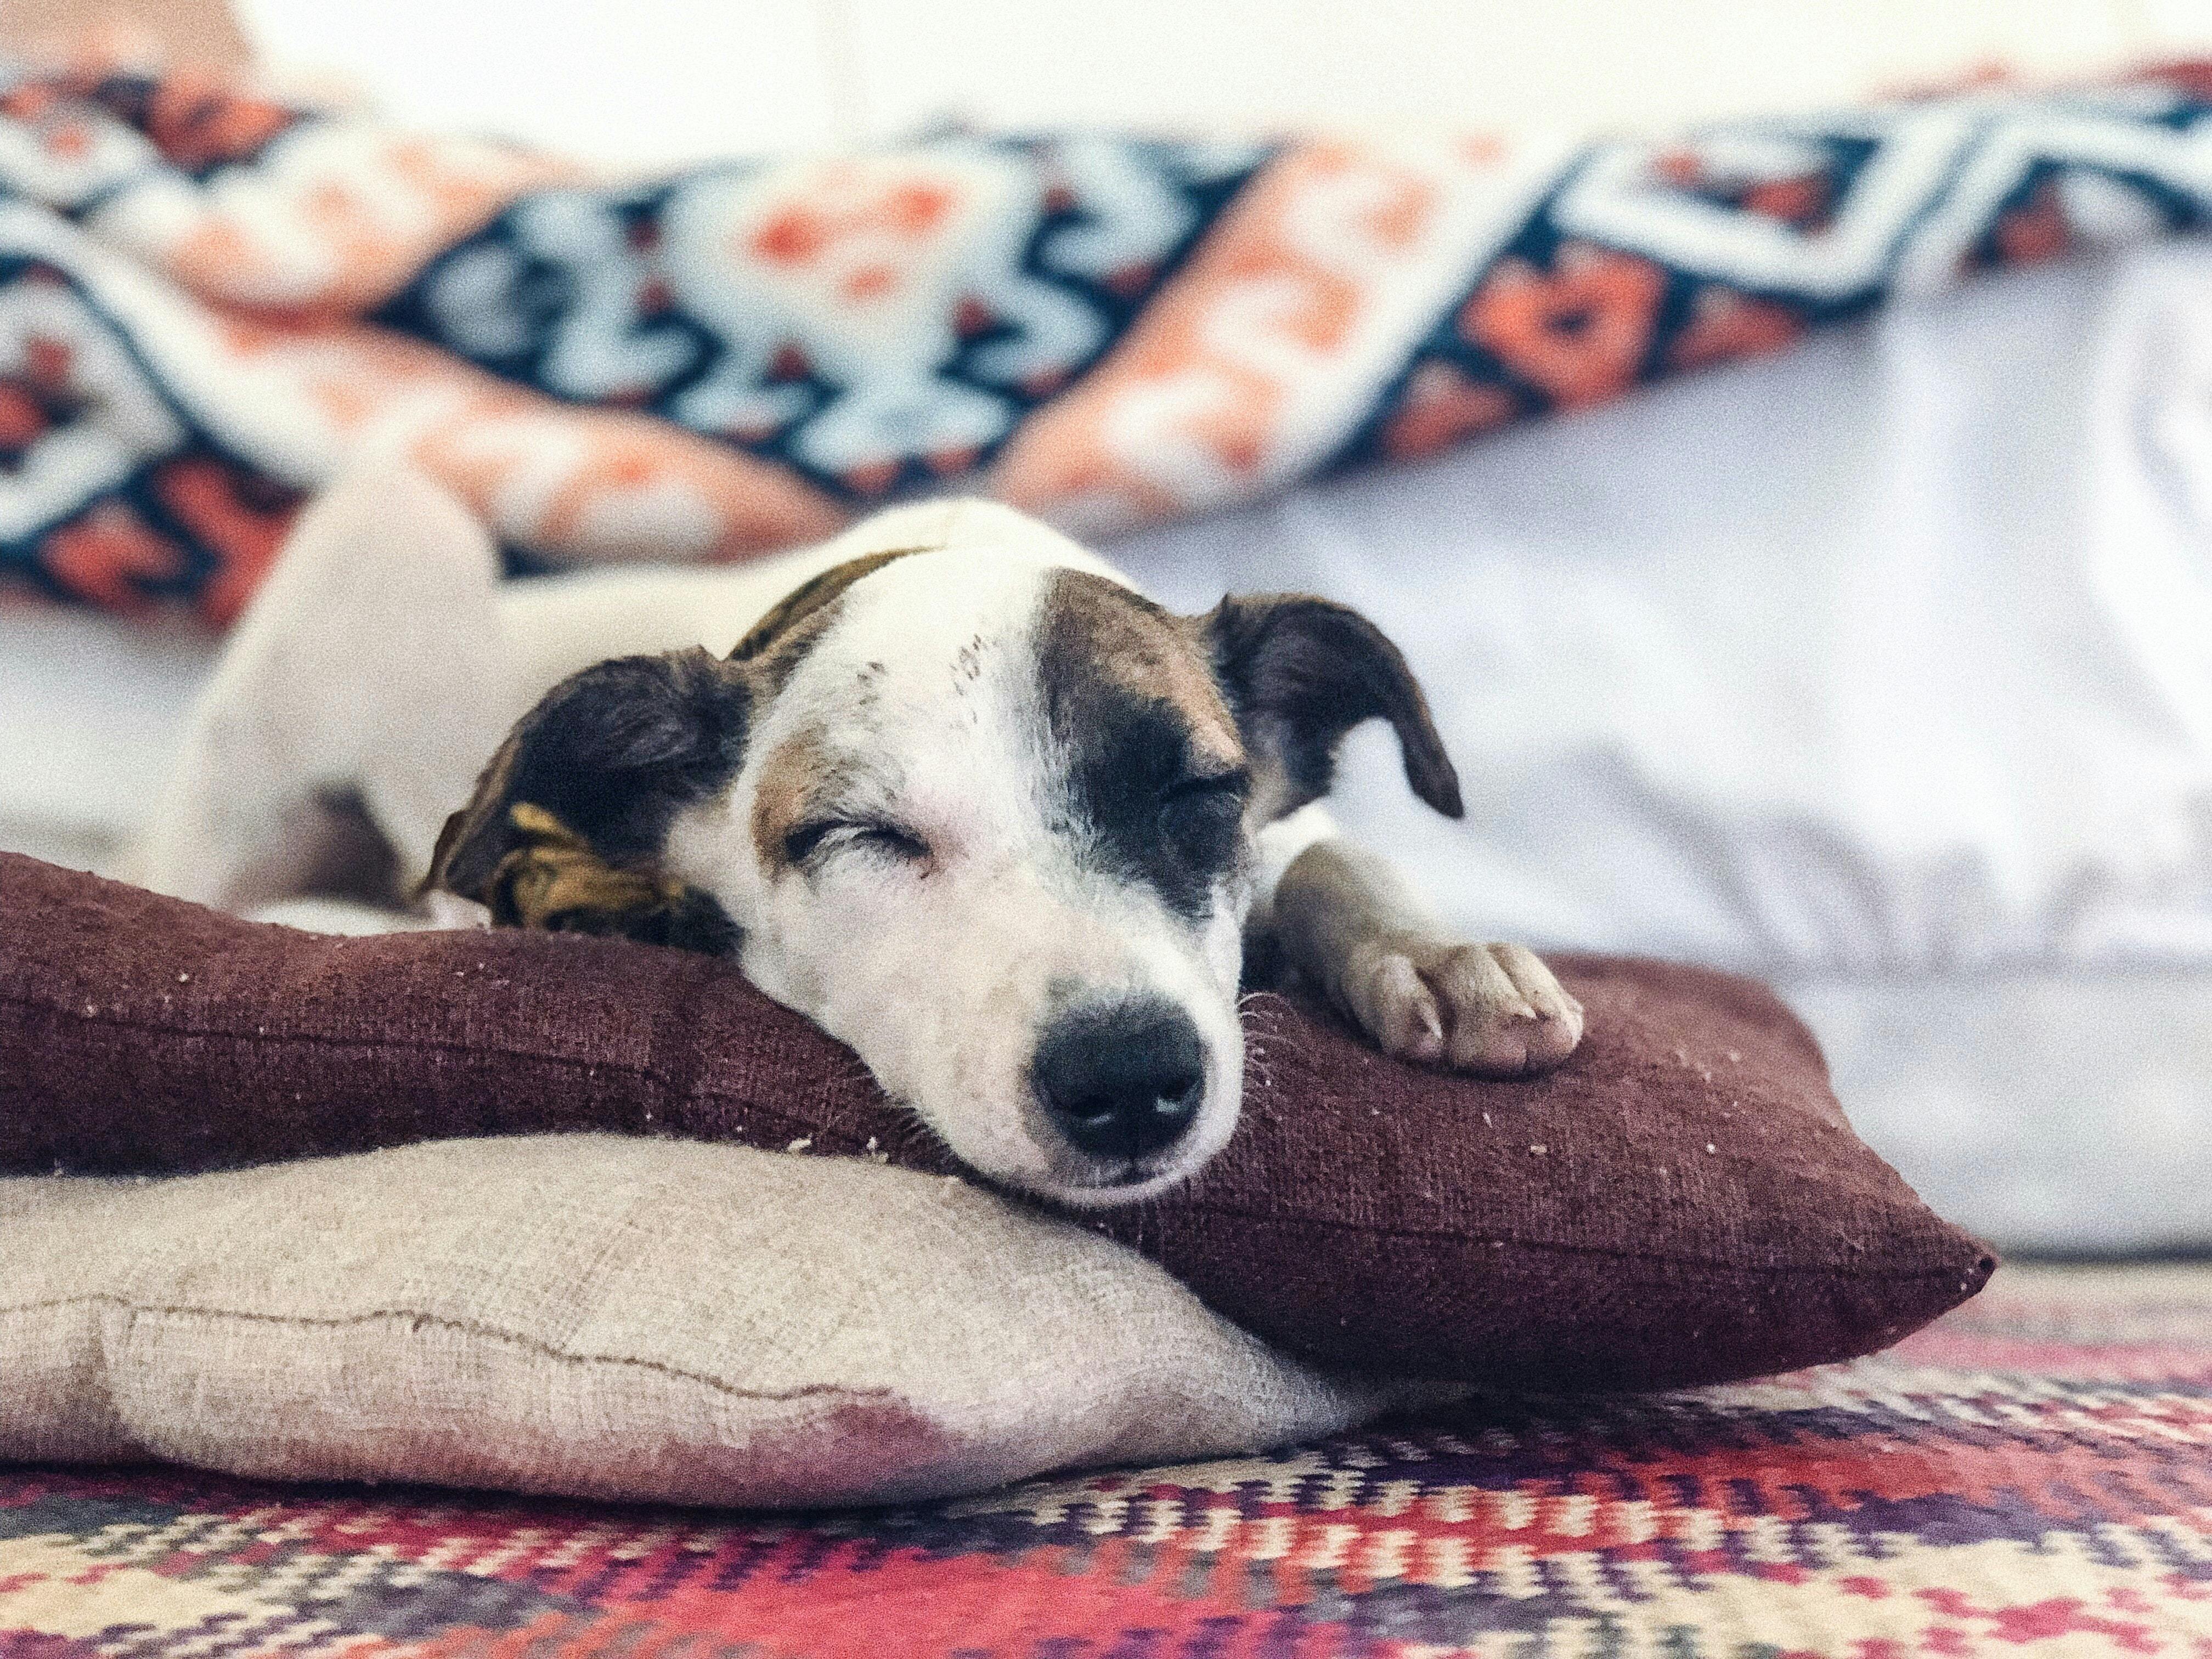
[1113,245,2212,979]
[6,244,2210,1250]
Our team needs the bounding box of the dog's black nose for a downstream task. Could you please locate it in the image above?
[1032,996,1206,1161]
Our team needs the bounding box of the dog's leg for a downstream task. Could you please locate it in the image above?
[130,462,515,911]
[1252,806,1583,1075]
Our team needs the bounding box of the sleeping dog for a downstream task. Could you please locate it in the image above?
[137,464,1582,1206]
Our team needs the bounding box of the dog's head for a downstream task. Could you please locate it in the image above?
[429,503,1460,1205]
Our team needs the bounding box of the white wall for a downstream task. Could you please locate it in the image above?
[233,0,2212,170]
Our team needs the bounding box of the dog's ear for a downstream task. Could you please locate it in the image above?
[425,648,751,952]
[1203,595,1462,821]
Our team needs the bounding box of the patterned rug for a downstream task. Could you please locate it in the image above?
[2,1263,2207,1656]
[1,53,2209,620]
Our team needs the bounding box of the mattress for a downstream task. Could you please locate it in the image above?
[4,246,2209,1251]
[3,1262,2207,1653]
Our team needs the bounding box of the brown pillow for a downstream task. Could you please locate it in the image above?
[0,852,1992,1388]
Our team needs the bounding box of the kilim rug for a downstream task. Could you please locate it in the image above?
[3,1262,2207,1655]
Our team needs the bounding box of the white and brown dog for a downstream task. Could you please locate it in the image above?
[136,464,1582,1206]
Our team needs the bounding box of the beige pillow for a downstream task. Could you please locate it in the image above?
[0,1135,1423,1508]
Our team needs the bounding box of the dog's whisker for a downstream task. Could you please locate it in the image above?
[1241,1033,1304,1071]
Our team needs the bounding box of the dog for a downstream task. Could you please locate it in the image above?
[136,463,1583,1206]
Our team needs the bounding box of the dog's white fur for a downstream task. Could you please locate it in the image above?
[136,464,1582,1205]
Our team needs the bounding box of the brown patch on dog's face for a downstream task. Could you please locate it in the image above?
[1040,572,1242,760]
[749,727,840,877]
[1036,571,1252,923]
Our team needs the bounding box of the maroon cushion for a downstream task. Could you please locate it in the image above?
[0,852,1991,1387]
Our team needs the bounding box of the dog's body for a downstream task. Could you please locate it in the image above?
[138,467,1582,1205]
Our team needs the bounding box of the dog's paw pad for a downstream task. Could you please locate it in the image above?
[1344,937,1582,1077]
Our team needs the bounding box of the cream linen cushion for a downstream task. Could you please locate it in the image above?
[0,1135,1414,1508]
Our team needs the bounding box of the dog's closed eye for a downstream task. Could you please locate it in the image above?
[1158,770,1249,868]
[783,817,933,869]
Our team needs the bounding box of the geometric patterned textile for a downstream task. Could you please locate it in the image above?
[2,53,2210,620]
[4,1265,2208,1655]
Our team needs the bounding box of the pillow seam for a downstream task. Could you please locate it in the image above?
[1107,1207,1985,1279]
[0,1291,900,1407]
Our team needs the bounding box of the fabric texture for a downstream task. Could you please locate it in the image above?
[0,52,2208,619]
[0,852,1994,1389]
[0,1133,1412,1508]
[2,1262,2205,1652]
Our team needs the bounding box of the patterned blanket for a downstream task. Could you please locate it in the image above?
[3,1263,2208,1654]
[1,56,2209,622]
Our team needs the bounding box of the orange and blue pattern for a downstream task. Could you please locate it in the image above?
[1,56,2210,619]
[4,1265,2210,1654]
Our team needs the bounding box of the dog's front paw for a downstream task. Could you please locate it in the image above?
[1339,936,1583,1076]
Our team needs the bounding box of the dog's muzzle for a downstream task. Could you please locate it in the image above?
[1030,994,1206,1165]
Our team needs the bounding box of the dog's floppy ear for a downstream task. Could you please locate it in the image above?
[1203,595,1463,821]
[425,648,751,952]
